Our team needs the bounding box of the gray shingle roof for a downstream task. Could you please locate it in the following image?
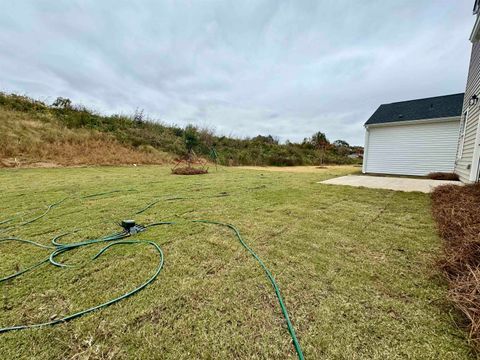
[365,93,464,126]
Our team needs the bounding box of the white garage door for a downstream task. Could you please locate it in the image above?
[364,120,460,176]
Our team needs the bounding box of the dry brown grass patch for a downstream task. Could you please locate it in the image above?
[0,109,171,167]
[431,183,480,347]
[171,166,208,175]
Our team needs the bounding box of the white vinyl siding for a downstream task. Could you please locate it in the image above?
[455,40,480,183]
[364,119,460,176]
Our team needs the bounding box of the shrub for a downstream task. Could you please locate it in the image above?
[0,92,48,112]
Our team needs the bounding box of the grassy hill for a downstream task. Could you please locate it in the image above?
[0,93,362,168]
[0,108,171,167]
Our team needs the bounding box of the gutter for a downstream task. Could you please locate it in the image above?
[364,116,460,129]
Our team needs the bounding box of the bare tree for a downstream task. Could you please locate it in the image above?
[52,97,72,109]
[310,131,330,165]
[133,108,145,123]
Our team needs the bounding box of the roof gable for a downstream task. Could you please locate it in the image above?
[365,93,464,126]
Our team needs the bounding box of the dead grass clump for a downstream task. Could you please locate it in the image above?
[450,267,480,342]
[431,183,480,345]
[171,166,208,175]
[428,172,460,181]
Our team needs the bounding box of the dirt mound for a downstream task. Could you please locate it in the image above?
[171,166,208,175]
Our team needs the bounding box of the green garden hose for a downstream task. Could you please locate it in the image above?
[18,198,67,226]
[135,199,162,214]
[0,218,13,225]
[81,190,123,199]
[0,198,66,234]
[0,196,305,360]
[193,220,304,360]
[0,238,163,333]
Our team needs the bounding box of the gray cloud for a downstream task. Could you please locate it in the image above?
[0,0,474,145]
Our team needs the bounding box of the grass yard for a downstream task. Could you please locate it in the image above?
[0,165,473,359]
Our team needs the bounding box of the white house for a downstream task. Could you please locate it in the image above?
[362,94,463,176]
[363,0,480,183]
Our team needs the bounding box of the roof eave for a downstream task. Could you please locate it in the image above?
[474,0,480,15]
[470,15,480,42]
[364,116,461,128]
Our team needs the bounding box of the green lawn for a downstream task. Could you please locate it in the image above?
[0,166,472,359]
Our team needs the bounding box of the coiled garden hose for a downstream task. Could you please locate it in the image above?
[0,196,305,360]
[0,237,163,333]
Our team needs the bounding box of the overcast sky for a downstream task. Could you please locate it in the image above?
[0,1,475,145]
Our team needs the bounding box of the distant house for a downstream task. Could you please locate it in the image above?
[363,0,480,182]
[362,94,464,176]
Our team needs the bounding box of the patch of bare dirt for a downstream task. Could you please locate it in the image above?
[237,165,359,173]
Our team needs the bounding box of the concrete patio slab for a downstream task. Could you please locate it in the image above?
[319,175,462,193]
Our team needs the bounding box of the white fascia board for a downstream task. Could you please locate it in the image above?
[364,116,460,129]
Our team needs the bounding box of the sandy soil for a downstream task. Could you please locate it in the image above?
[237,165,361,173]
